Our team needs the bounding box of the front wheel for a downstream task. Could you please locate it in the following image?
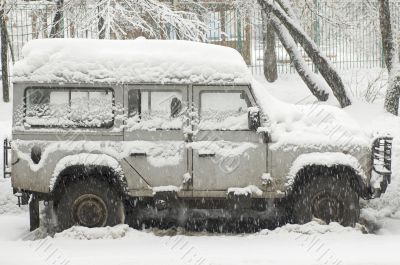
[292,176,360,227]
[55,178,125,231]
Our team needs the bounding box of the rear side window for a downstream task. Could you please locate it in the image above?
[199,91,250,130]
[25,87,114,128]
[127,89,183,130]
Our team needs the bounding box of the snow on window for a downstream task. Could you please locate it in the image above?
[25,88,114,128]
[199,91,250,130]
[127,90,184,130]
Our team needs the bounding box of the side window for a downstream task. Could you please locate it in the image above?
[127,90,183,130]
[199,91,250,130]
[25,88,114,128]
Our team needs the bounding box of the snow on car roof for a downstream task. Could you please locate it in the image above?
[12,38,252,85]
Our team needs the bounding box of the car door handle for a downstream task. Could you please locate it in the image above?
[199,153,216,158]
[130,152,147,157]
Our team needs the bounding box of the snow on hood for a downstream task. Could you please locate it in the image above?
[251,80,372,148]
[13,38,252,85]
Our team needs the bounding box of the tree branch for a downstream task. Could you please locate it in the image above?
[257,0,352,107]
[268,12,329,101]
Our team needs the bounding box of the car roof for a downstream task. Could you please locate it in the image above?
[13,38,252,86]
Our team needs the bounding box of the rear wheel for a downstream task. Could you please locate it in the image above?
[292,176,360,226]
[55,178,125,231]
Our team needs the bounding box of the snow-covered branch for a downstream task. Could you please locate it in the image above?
[62,0,207,41]
[267,13,329,101]
[0,0,15,11]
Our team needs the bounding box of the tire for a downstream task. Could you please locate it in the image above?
[292,176,360,227]
[55,178,125,231]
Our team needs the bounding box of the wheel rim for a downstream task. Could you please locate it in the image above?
[311,192,344,224]
[72,194,108,227]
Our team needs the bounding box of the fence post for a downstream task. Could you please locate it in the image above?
[1,7,9,103]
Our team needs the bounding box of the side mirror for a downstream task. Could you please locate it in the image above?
[248,107,261,131]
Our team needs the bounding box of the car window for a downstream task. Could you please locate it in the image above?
[127,90,183,130]
[199,91,250,130]
[25,88,114,128]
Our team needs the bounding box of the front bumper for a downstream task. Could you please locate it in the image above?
[370,137,393,198]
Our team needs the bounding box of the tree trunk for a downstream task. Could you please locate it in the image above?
[6,27,13,63]
[385,72,400,115]
[98,16,105,39]
[276,0,298,19]
[1,8,9,103]
[97,4,105,39]
[268,13,328,101]
[257,0,352,108]
[262,12,278,82]
[50,0,64,38]
[379,0,400,115]
[379,0,395,72]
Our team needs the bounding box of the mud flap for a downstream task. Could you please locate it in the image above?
[153,191,179,210]
[227,192,251,210]
[29,195,40,231]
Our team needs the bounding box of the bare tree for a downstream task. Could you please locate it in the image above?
[379,0,400,115]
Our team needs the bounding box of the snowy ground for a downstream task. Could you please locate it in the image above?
[1,69,400,265]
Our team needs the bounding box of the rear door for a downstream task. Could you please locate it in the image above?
[123,84,189,190]
[191,85,267,192]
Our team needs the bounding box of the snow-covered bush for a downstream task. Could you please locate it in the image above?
[345,69,387,103]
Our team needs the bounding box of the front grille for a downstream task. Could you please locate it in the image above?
[372,137,393,183]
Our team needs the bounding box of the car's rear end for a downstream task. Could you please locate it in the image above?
[3,139,11,179]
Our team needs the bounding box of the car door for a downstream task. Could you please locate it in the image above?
[191,85,267,193]
[123,84,189,191]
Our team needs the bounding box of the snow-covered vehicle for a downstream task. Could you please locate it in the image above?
[5,39,393,231]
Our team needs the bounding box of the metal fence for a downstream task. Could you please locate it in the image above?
[249,0,388,75]
[6,2,98,61]
[3,1,399,75]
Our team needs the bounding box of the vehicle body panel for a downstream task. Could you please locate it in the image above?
[9,81,376,200]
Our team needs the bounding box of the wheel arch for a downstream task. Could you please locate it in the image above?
[286,153,369,198]
[50,153,128,202]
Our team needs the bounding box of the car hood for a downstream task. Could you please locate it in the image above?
[251,80,372,150]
